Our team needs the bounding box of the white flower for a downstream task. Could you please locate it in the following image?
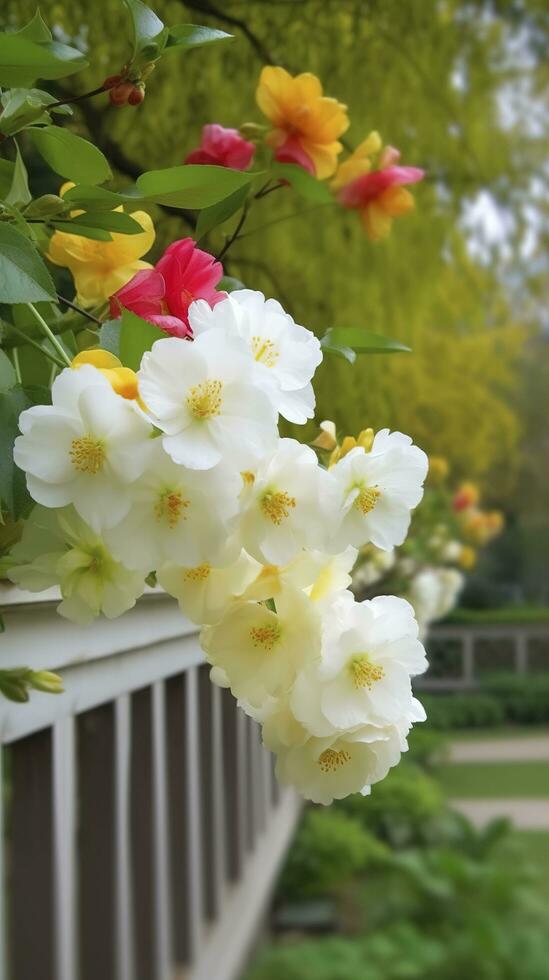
[201,584,321,709]
[189,289,322,423]
[157,549,260,625]
[330,430,428,552]
[239,546,357,606]
[104,441,240,571]
[409,567,464,634]
[238,439,337,565]
[14,365,152,532]
[352,546,395,591]
[291,595,427,735]
[138,333,277,470]
[275,725,402,805]
[8,506,145,625]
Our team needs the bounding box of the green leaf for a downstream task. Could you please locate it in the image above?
[321,327,412,356]
[0,385,32,517]
[119,309,165,371]
[196,184,249,240]
[136,165,255,209]
[62,184,135,211]
[165,24,233,52]
[15,11,53,43]
[319,335,356,364]
[271,163,334,204]
[30,126,112,184]
[0,35,88,87]
[50,221,112,242]
[5,142,31,207]
[99,319,121,357]
[0,351,17,391]
[0,160,15,198]
[51,210,144,240]
[0,87,72,136]
[0,225,56,304]
[124,0,167,61]
[218,275,245,293]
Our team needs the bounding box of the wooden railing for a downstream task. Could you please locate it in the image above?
[0,587,300,980]
[419,622,549,690]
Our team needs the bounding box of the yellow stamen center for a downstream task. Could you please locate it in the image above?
[184,563,211,582]
[355,485,381,515]
[261,489,296,525]
[318,748,351,774]
[249,622,281,651]
[70,435,106,475]
[252,336,279,368]
[187,380,223,420]
[350,655,385,690]
[241,471,255,487]
[154,490,189,528]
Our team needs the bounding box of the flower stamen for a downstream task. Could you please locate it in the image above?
[252,335,279,368]
[355,485,380,515]
[250,622,281,651]
[187,379,223,420]
[318,748,351,773]
[350,655,385,690]
[184,563,211,582]
[154,489,189,528]
[70,435,106,475]
[261,489,296,525]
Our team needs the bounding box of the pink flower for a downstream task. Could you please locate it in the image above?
[185,124,255,170]
[273,134,316,175]
[110,238,226,338]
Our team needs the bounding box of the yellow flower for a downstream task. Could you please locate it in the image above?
[48,186,155,307]
[428,456,450,484]
[256,66,349,179]
[330,131,381,191]
[458,545,477,570]
[328,427,374,467]
[71,350,140,401]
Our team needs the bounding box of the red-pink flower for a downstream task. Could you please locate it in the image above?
[273,134,315,175]
[332,134,424,241]
[110,238,225,338]
[185,124,255,170]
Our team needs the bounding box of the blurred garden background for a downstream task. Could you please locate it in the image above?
[2,0,548,977]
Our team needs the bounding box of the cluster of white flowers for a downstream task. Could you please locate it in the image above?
[11,288,429,803]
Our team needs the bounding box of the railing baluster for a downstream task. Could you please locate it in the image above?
[245,716,256,851]
[198,668,225,920]
[152,681,172,979]
[78,704,116,980]
[0,747,8,980]
[115,695,135,980]
[9,729,55,980]
[210,682,227,914]
[221,690,247,882]
[53,716,77,980]
[184,668,204,959]
[130,688,155,980]
[270,752,280,807]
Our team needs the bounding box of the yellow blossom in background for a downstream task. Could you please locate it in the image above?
[48,187,155,307]
[328,427,374,467]
[256,66,349,179]
[71,350,140,401]
[428,456,449,483]
[458,545,477,570]
[330,131,381,191]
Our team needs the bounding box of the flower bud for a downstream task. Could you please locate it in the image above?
[25,194,66,219]
[128,84,145,106]
[29,670,64,695]
[109,82,134,107]
[102,73,123,89]
[239,122,267,141]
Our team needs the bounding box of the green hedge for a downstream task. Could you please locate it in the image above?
[421,693,505,729]
[421,673,549,728]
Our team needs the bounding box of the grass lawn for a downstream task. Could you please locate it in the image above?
[436,760,549,799]
[450,726,549,742]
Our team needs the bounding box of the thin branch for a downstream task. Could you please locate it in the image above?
[5,322,66,368]
[216,200,250,261]
[26,304,72,367]
[181,0,274,63]
[56,294,101,324]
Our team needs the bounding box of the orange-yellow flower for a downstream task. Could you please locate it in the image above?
[256,66,349,179]
[332,132,424,241]
[48,185,155,307]
[71,350,140,401]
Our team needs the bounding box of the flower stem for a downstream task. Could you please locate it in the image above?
[26,304,72,368]
[56,294,102,324]
[12,348,22,384]
[4,323,66,368]
[47,84,110,109]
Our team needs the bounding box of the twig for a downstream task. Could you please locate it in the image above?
[56,294,101,324]
[5,323,66,369]
[26,304,72,368]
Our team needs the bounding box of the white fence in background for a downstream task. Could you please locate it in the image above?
[0,587,300,980]
[419,623,549,690]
